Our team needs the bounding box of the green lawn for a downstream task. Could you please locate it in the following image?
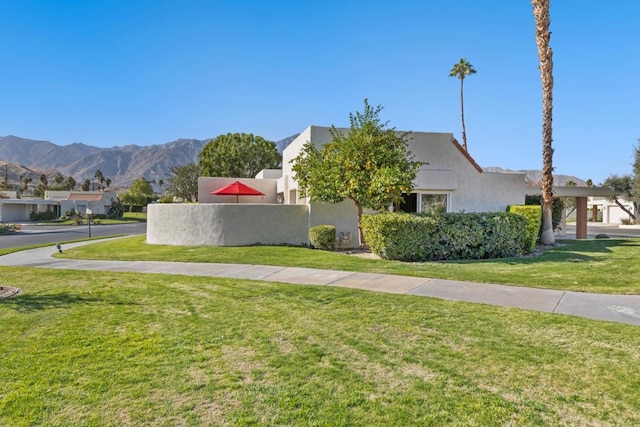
[1,267,639,425]
[40,212,147,225]
[58,236,640,294]
[0,236,125,257]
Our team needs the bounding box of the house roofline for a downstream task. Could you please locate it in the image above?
[451,137,483,173]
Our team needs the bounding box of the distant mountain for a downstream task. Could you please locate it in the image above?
[275,133,299,154]
[485,167,587,187]
[0,135,207,188]
[0,135,101,169]
[0,133,300,189]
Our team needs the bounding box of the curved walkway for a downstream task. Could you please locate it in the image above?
[1,241,640,326]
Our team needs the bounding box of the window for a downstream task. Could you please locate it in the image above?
[421,194,448,216]
[398,193,449,215]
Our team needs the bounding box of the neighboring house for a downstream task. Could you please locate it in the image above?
[45,191,118,216]
[585,196,636,224]
[150,125,527,248]
[0,195,59,222]
[0,191,117,222]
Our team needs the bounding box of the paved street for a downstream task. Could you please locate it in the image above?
[0,222,146,249]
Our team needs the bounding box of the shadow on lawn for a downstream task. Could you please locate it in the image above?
[444,238,639,266]
[3,292,135,312]
[553,238,639,254]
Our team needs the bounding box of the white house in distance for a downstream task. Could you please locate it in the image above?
[45,191,118,217]
[0,191,117,222]
[585,196,636,224]
[148,125,526,248]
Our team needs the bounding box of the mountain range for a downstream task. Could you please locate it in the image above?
[0,134,299,189]
[0,134,584,191]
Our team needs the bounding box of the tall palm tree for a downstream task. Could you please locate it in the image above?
[448,58,476,151]
[94,170,105,191]
[54,172,65,187]
[533,0,555,245]
[22,176,33,196]
[66,176,77,191]
[39,174,48,188]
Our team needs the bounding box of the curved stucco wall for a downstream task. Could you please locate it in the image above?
[147,203,310,247]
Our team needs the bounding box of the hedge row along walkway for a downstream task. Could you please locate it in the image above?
[1,241,639,326]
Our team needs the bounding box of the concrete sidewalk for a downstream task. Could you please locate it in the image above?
[1,241,640,326]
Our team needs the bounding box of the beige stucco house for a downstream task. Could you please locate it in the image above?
[148,125,527,248]
[45,191,118,216]
[0,191,117,222]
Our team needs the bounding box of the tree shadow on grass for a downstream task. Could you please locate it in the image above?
[1,292,137,312]
[444,238,639,266]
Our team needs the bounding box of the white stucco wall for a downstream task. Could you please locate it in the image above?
[147,203,309,246]
[309,200,360,248]
[283,126,526,237]
[198,177,278,204]
[0,203,28,222]
[255,169,283,179]
[0,191,18,199]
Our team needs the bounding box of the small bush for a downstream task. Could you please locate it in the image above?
[309,225,336,251]
[158,195,175,203]
[0,223,21,233]
[508,205,542,253]
[362,212,527,261]
[107,198,125,219]
[29,211,59,221]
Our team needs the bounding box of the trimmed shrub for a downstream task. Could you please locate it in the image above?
[525,194,564,231]
[508,205,542,253]
[309,225,336,251]
[29,211,58,221]
[362,212,527,261]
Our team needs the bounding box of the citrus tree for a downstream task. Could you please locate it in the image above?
[291,99,422,246]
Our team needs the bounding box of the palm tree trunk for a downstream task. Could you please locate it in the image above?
[533,0,555,245]
[460,78,467,151]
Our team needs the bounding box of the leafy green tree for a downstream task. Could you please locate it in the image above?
[166,163,199,202]
[533,0,555,245]
[81,179,91,191]
[119,191,148,211]
[291,99,422,246]
[448,58,476,151]
[199,133,281,178]
[105,178,112,189]
[632,141,640,202]
[603,174,638,223]
[129,177,154,198]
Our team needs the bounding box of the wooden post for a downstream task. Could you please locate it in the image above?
[592,205,598,222]
[576,197,588,239]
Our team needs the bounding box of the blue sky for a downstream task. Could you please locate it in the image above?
[0,1,637,184]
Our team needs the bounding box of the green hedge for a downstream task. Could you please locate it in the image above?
[525,194,564,231]
[508,205,542,253]
[361,212,528,261]
[29,211,58,221]
[309,225,336,251]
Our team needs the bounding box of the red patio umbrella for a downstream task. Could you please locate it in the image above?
[210,181,265,203]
